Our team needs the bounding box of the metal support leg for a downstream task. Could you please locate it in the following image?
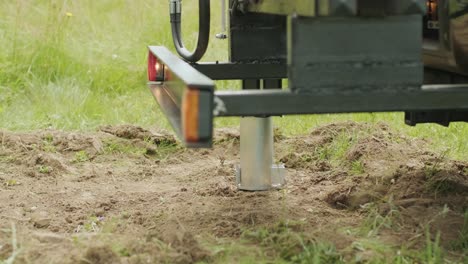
[236,79,286,191]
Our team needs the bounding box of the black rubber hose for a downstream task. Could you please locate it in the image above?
[170,0,210,62]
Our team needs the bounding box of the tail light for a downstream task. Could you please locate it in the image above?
[148,51,164,81]
[426,0,439,28]
[424,0,439,41]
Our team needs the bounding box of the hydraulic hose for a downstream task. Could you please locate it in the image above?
[170,0,210,63]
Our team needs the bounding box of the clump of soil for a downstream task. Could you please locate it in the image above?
[80,245,120,264]
[99,124,176,146]
[0,122,466,263]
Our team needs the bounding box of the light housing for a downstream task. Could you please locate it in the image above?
[147,46,214,148]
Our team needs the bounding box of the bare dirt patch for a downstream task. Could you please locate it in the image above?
[0,123,466,263]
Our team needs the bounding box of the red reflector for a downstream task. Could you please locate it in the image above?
[147,51,158,81]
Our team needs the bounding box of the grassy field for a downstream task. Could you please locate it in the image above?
[0,1,467,263]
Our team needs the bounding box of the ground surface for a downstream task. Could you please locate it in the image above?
[0,122,466,264]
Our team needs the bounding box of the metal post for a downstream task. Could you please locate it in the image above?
[236,79,286,191]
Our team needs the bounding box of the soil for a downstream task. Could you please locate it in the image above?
[0,122,466,263]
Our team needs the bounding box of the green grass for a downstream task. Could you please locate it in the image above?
[350,238,397,263]
[73,150,90,163]
[102,139,146,155]
[422,229,444,264]
[38,165,52,174]
[359,202,401,238]
[41,134,57,152]
[451,211,468,254]
[0,0,173,131]
[206,221,344,264]
[350,160,365,175]
[101,137,179,160]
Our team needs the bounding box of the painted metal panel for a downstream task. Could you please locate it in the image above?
[289,15,423,94]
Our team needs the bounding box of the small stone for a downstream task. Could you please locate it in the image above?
[145,147,157,155]
[94,209,105,217]
[33,218,51,228]
[121,212,130,219]
[33,232,66,243]
[24,206,38,213]
[49,226,60,232]
[31,211,51,228]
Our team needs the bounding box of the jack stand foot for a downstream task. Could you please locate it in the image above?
[235,117,286,191]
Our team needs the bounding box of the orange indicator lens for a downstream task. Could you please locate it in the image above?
[182,89,200,143]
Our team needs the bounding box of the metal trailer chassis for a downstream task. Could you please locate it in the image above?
[147,0,468,191]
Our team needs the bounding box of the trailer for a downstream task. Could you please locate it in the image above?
[147,0,468,191]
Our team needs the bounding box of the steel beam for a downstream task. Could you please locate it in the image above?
[148,46,214,90]
[245,0,426,17]
[193,62,287,80]
[405,110,468,126]
[214,85,468,117]
[358,0,426,16]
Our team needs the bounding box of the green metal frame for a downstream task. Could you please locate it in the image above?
[148,45,468,133]
[214,85,468,117]
[147,0,468,147]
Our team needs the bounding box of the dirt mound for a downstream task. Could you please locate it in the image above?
[99,124,176,145]
[0,123,466,263]
[0,130,105,154]
[320,127,467,211]
[276,122,467,257]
